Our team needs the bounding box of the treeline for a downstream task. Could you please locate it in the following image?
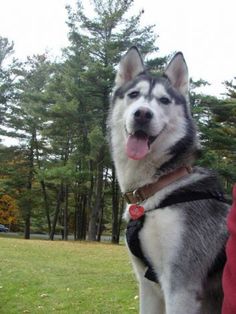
[0,0,235,242]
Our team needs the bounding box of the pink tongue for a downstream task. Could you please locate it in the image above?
[126,134,149,160]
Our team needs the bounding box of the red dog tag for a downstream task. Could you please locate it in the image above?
[129,204,145,220]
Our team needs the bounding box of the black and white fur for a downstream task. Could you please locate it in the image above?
[108,47,229,314]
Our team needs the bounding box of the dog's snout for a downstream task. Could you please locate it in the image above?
[134,108,153,125]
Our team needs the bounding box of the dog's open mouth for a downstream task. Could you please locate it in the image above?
[126,130,157,160]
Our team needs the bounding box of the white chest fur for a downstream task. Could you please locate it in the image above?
[139,207,184,285]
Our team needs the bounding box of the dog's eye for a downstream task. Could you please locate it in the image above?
[128,91,140,99]
[159,97,171,105]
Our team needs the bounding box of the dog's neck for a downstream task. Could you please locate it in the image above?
[113,143,194,193]
[123,166,192,204]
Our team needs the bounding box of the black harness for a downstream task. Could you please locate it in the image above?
[126,189,227,283]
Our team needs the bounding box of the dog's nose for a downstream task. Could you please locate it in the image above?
[134,108,153,125]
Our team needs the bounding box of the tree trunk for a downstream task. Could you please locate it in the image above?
[118,197,125,241]
[34,134,52,236]
[40,180,51,235]
[111,166,121,244]
[50,183,63,240]
[97,198,104,242]
[24,214,31,239]
[75,194,87,240]
[87,159,94,212]
[24,134,35,239]
[88,149,104,241]
[63,185,69,241]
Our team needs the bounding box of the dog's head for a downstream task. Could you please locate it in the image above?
[109,47,198,174]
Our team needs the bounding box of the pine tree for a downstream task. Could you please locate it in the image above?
[0,37,19,127]
[65,0,159,241]
[191,79,236,195]
[1,54,53,238]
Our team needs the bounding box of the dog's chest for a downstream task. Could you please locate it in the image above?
[138,207,184,278]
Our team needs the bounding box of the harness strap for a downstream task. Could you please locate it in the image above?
[158,190,226,208]
[126,216,158,282]
[126,189,227,284]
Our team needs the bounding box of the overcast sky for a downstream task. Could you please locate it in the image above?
[0,0,236,97]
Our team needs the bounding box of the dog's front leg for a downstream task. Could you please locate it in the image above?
[131,255,165,314]
[164,287,201,314]
[139,278,165,314]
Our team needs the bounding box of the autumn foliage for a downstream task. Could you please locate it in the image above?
[0,194,19,228]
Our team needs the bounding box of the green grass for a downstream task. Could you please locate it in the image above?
[0,238,138,313]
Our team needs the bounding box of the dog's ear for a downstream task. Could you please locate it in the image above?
[165,52,189,96]
[115,46,145,87]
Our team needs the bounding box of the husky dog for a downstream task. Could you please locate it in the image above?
[108,47,229,314]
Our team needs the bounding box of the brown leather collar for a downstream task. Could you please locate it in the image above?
[123,166,192,204]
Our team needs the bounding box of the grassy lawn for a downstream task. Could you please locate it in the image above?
[0,238,138,313]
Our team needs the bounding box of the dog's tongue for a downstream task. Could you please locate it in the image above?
[126,133,149,160]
